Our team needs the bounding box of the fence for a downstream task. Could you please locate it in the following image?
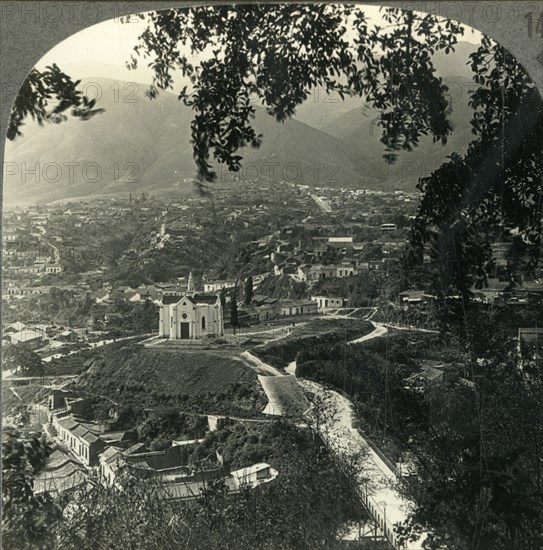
[360,432,398,477]
[313,428,399,549]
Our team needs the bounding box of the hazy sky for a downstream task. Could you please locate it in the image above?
[37,5,483,85]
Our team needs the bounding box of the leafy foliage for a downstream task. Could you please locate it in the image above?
[410,35,543,314]
[127,5,462,185]
[8,65,104,140]
[403,361,543,549]
[2,343,45,377]
[137,406,208,449]
[2,429,61,550]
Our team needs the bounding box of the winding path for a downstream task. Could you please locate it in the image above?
[240,350,283,377]
[348,321,388,344]
[283,320,429,548]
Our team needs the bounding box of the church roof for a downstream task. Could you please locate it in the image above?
[193,294,219,304]
[163,295,183,305]
[162,293,218,306]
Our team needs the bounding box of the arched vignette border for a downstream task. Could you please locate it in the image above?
[0,0,542,202]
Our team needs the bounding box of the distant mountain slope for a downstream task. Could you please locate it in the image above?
[291,40,479,189]
[4,77,376,205]
[4,41,479,205]
[322,75,477,188]
[240,108,379,188]
[292,41,478,129]
[4,78,195,205]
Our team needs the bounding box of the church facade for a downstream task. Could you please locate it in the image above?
[159,293,224,340]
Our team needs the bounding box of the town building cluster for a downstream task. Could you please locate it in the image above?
[35,389,278,501]
[4,188,542,355]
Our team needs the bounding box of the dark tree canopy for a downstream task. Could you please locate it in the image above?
[2,343,45,377]
[230,287,239,331]
[244,276,254,305]
[2,429,61,549]
[409,35,543,311]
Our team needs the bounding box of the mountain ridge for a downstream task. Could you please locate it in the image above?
[4,47,479,205]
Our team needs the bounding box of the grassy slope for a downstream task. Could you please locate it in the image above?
[76,344,267,417]
[252,318,374,369]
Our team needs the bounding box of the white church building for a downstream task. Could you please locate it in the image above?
[159,273,224,340]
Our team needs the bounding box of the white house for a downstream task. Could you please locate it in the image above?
[93,289,110,303]
[230,463,278,489]
[311,295,346,310]
[5,329,47,350]
[328,236,354,248]
[99,446,124,486]
[380,223,397,233]
[297,264,337,282]
[44,264,63,274]
[4,321,26,333]
[279,300,318,316]
[53,416,107,467]
[125,291,143,303]
[203,280,236,293]
[335,265,357,278]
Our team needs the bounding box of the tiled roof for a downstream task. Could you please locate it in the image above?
[57,418,79,431]
[162,294,218,306]
[101,430,132,442]
[8,330,44,342]
[38,462,82,480]
[155,477,238,501]
[193,294,219,304]
[44,454,73,471]
[34,470,86,496]
[71,425,89,438]
[80,431,101,444]
[124,443,148,455]
[421,367,445,381]
[100,446,123,463]
[162,295,186,305]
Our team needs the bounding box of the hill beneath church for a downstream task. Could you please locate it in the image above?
[75,343,267,418]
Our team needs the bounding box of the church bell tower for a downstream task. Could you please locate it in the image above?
[186,271,195,296]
